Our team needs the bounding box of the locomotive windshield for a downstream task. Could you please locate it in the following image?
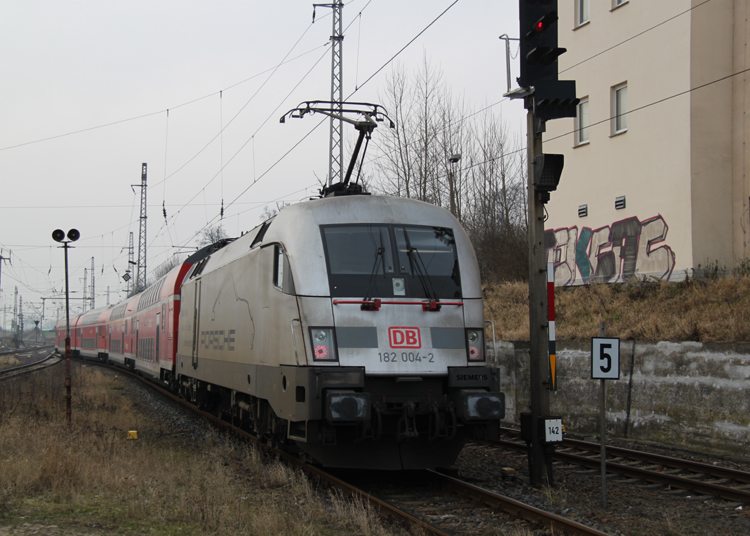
[321,224,461,298]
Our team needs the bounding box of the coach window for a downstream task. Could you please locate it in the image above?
[161,304,166,332]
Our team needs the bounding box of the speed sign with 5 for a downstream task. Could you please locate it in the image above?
[591,337,620,380]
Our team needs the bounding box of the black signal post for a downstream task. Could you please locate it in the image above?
[515,0,578,487]
[52,228,80,425]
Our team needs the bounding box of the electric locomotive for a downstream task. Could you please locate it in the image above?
[175,194,504,469]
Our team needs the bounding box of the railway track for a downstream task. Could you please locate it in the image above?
[0,351,60,380]
[104,363,611,536]
[491,427,750,504]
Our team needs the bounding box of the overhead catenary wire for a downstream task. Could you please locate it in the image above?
[162,0,465,252]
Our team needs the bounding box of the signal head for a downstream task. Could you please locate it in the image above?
[52,229,65,243]
[67,229,80,242]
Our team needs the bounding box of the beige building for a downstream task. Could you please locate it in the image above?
[542,0,749,285]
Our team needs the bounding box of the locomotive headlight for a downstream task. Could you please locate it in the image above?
[325,390,370,422]
[458,389,505,421]
[309,327,338,362]
[466,329,485,361]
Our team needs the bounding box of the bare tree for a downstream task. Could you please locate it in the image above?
[372,58,528,282]
[260,202,291,221]
[199,223,228,247]
[151,255,184,280]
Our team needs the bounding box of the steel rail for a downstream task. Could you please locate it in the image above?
[0,352,60,380]
[561,437,750,485]
[490,432,750,504]
[427,470,613,536]
[497,427,750,486]
[552,449,750,504]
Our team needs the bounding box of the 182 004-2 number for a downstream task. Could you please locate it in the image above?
[378,351,434,363]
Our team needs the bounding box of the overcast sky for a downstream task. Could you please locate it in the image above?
[0,0,523,329]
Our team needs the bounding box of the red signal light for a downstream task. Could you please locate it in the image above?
[536,21,544,32]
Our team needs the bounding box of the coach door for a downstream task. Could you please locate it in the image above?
[191,280,201,369]
[155,312,160,363]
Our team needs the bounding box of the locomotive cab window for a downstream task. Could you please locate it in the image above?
[321,224,461,298]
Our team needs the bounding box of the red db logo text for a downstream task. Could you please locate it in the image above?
[388,327,421,349]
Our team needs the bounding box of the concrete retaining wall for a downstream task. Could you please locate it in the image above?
[490,340,750,455]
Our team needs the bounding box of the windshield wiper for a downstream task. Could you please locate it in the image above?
[362,229,386,308]
[403,231,439,303]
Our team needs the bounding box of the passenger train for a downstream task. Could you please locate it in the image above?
[56,194,505,469]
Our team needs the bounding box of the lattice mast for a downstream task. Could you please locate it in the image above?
[83,268,88,312]
[314,1,344,187]
[127,232,134,295]
[0,250,9,333]
[90,257,95,309]
[18,295,23,344]
[133,163,147,292]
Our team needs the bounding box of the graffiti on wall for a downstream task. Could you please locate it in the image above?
[545,215,676,286]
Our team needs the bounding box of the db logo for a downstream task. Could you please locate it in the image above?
[388,327,421,349]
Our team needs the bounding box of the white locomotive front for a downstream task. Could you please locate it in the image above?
[175,194,504,469]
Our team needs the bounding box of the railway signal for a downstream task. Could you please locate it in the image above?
[52,228,79,425]
[519,0,565,88]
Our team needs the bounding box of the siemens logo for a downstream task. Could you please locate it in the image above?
[455,374,488,382]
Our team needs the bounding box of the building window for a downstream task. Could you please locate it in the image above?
[612,0,628,9]
[577,0,590,26]
[612,83,628,134]
[576,97,589,145]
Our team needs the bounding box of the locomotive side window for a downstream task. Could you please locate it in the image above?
[273,245,284,289]
[272,244,295,294]
[321,224,461,298]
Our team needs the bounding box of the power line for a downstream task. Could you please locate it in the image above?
[0,43,328,154]
[346,0,460,98]
[170,0,466,250]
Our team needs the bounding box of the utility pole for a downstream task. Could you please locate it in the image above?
[513,0,578,487]
[526,106,550,486]
[313,1,344,187]
[132,163,147,293]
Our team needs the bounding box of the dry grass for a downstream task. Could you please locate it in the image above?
[484,273,750,342]
[0,364,414,535]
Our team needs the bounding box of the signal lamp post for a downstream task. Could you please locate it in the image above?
[52,228,80,425]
